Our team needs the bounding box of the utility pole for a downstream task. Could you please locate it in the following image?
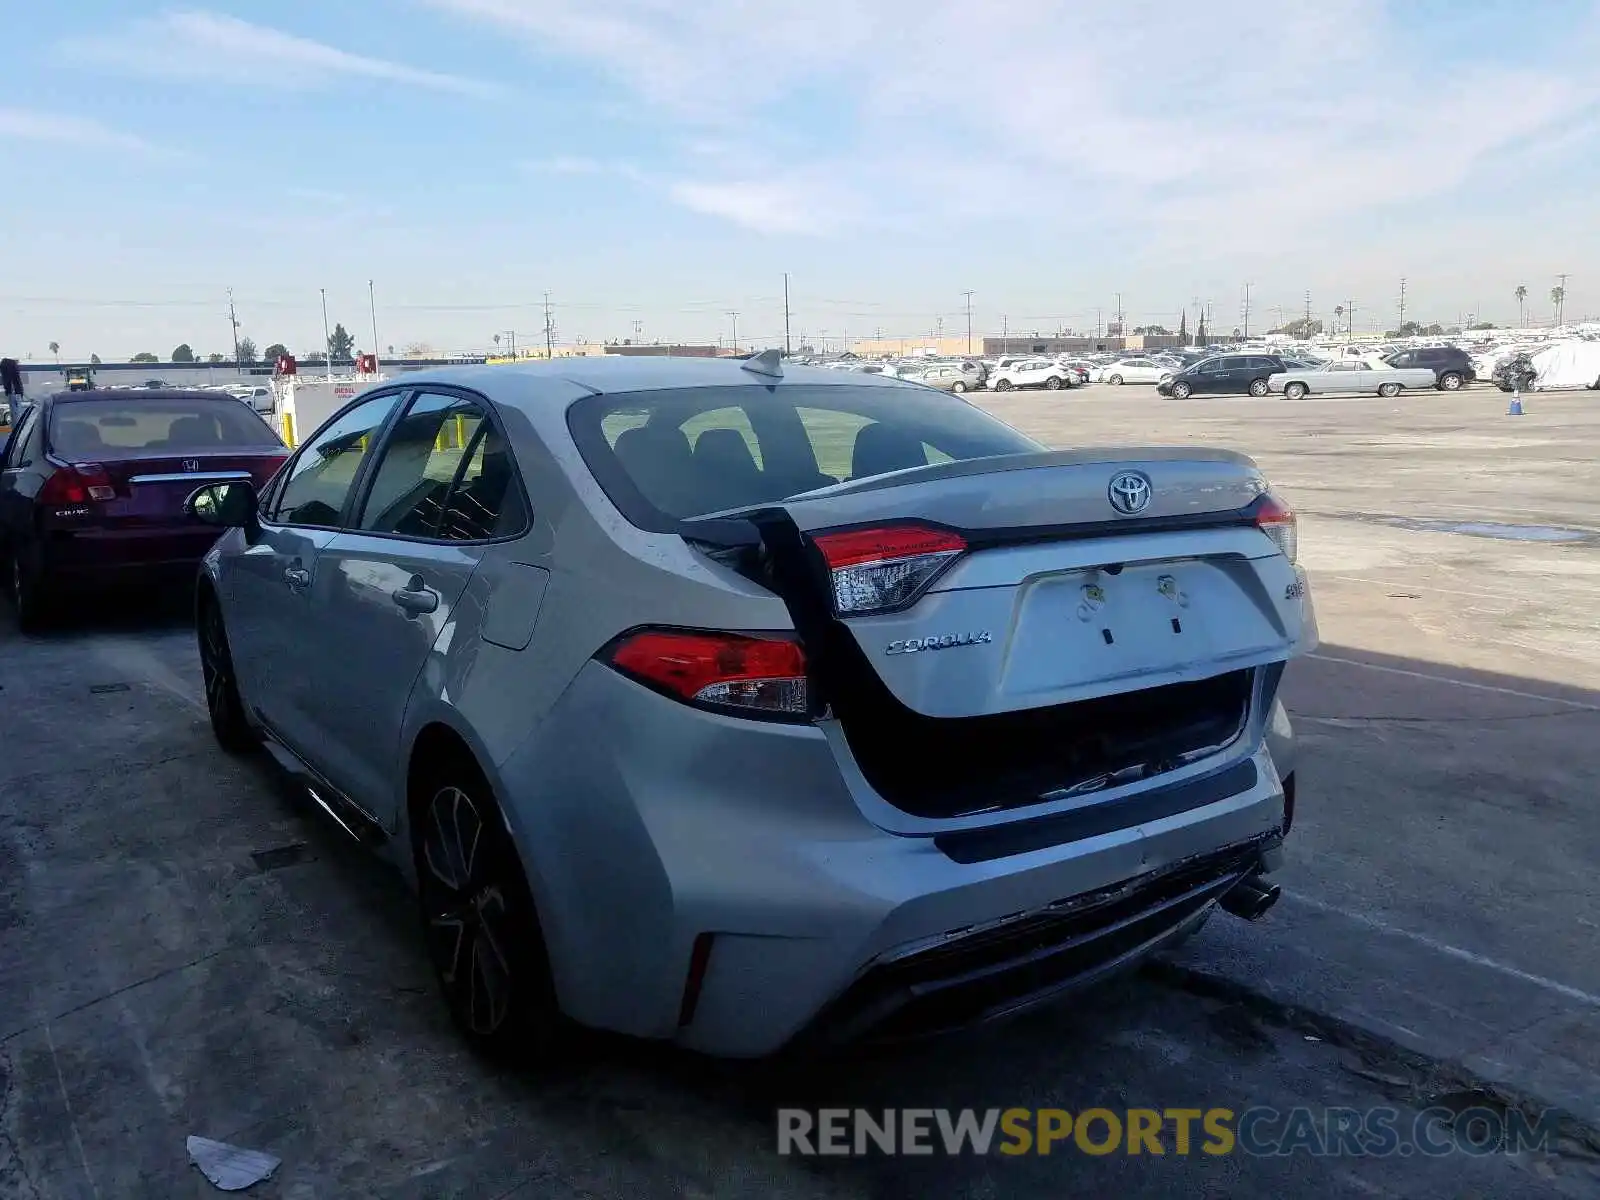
[227,288,241,369]
[632,320,643,344]
[962,291,975,355]
[1114,293,1123,333]
[543,292,555,359]
[1002,315,1009,353]
[727,310,739,354]
[1557,273,1570,327]
[782,273,792,356]
[1397,277,1407,333]
[368,280,380,370]
[1346,299,1355,344]
[1241,282,1252,339]
[936,315,944,342]
[320,288,333,383]
[1095,307,1103,340]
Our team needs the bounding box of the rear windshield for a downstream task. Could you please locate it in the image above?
[48,397,281,460]
[567,383,1042,531]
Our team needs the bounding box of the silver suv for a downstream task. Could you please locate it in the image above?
[189,355,1314,1059]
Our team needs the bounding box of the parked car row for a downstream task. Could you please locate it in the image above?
[2,358,1313,1063]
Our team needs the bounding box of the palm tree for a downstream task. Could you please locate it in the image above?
[1551,285,1566,328]
[1514,285,1528,327]
[1333,305,1345,334]
[48,341,60,364]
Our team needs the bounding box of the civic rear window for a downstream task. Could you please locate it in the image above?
[48,398,281,459]
[568,383,1041,531]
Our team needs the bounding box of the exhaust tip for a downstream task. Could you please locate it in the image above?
[1220,876,1281,922]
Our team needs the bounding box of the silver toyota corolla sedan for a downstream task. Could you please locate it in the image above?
[187,353,1316,1060]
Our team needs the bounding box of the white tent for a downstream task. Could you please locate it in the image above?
[1530,341,1600,391]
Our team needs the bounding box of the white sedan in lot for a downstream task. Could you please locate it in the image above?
[1095,358,1177,385]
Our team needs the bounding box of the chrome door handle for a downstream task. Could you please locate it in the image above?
[392,586,439,615]
[283,567,311,588]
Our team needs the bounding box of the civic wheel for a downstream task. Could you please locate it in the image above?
[1378,381,1402,398]
[1044,375,1063,390]
[1284,382,1308,400]
[1171,381,1192,399]
[1108,374,1124,385]
[993,378,1013,392]
[8,543,48,634]
[1438,372,1464,391]
[951,380,966,393]
[1248,378,1271,397]
[198,597,258,754]
[417,772,562,1061]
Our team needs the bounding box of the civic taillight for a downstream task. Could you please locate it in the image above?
[40,462,116,505]
[811,523,967,616]
[1254,492,1297,564]
[605,629,809,718]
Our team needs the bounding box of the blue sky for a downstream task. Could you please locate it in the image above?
[4,1,1600,360]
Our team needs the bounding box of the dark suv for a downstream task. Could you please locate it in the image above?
[1156,353,1293,398]
[1382,346,1475,391]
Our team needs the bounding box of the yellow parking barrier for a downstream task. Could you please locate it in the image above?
[279,410,297,446]
[454,413,466,448]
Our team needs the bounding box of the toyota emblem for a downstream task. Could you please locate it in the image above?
[1107,470,1153,515]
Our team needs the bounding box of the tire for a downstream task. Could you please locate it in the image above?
[1108,374,1124,385]
[951,380,966,393]
[198,594,259,754]
[415,759,563,1063]
[1284,382,1308,400]
[1438,372,1464,391]
[1248,378,1271,397]
[1377,382,1401,398]
[8,541,49,634]
[1044,375,1063,390]
[993,378,1013,392]
[1171,381,1192,399]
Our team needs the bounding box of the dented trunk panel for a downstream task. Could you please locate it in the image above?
[849,528,1312,719]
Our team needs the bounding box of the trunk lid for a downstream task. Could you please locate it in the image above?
[88,450,288,523]
[754,448,1311,719]
[697,450,1316,820]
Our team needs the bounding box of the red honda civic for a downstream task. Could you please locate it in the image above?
[0,388,288,629]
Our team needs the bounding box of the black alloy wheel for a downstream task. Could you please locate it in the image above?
[199,599,258,753]
[8,542,47,634]
[417,777,561,1061]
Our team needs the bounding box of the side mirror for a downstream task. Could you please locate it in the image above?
[185,480,258,529]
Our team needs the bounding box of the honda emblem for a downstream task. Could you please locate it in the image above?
[182,459,200,472]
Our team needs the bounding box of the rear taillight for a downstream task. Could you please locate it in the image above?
[1254,492,1297,564]
[40,462,116,506]
[606,629,808,718]
[811,523,967,616]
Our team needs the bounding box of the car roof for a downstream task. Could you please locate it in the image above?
[385,355,916,410]
[47,388,241,404]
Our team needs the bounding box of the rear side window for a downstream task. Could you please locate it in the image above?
[568,384,1040,531]
[48,397,281,459]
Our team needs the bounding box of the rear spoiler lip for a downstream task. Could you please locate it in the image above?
[680,495,1272,553]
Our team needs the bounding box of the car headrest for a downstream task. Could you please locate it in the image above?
[613,424,697,512]
[54,419,105,450]
[168,415,217,444]
[693,428,759,477]
[851,422,927,480]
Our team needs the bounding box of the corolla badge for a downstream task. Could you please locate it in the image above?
[1107,470,1153,515]
[885,631,993,655]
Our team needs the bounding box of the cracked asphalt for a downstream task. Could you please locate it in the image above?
[4,386,1600,1198]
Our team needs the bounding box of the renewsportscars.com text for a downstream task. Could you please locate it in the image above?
[776,1106,1559,1158]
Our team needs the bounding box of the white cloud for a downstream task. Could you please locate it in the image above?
[667,179,850,236]
[75,10,503,98]
[424,0,1600,250]
[0,108,155,152]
